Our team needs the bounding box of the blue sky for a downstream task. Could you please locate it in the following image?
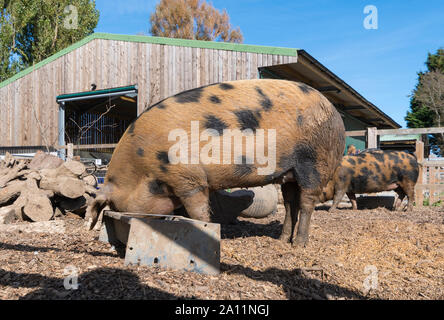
[94,0,444,127]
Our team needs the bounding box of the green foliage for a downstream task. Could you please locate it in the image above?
[406,48,444,155]
[0,0,99,82]
[426,48,444,72]
[422,197,443,207]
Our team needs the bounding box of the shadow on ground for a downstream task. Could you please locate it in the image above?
[0,242,118,258]
[0,267,186,300]
[220,263,369,300]
[220,219,282,240]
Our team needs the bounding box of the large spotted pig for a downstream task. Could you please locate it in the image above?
[320,149,419,211]
[87,79,345,246]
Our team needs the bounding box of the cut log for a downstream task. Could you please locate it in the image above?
[82,175,97,187]
[23,193,54,222]
[39,160,86,179]
[40,176,85,199]
[3,152,15,167]
[28,150,63,170]
[4,173,55,222]
[0,160,27,187]
[0,181,26,205]
[0,206,17,224]
[12,193,27,221]
[64,160,86,176]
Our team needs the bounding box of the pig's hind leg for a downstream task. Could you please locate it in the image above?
[394,187,406,211]
[329,187,347,212]
[346,192,357,210]
[279,182,300,243]
[293,187,319,247]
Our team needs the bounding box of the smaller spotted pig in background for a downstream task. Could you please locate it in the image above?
[319,149,419,211]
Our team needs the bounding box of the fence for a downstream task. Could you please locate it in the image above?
[347,127,444,206]
[54,127,444,206]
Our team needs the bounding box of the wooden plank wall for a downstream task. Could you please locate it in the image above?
[0,39,297,147]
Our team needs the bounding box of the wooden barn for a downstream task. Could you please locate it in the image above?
[0,33,400,161]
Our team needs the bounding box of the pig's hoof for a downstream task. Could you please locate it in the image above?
[278,233,291,243]
[292,236,308,247]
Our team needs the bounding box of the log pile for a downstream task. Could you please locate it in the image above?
[0,151,97,223]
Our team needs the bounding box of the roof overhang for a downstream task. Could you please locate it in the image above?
[259,50,400,129]
[56,85,138,103]
[57,85,138,121]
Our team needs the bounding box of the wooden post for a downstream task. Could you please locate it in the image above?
[366,127,378,149]
[67,143,74,160]
[415,141,424,206]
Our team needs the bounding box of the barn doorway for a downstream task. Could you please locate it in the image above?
[56,85,138,165]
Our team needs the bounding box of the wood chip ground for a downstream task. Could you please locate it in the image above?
[0,204,443,300]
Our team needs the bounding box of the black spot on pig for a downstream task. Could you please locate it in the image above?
[374,162,381,171]
[390,170,398,183]
[157,151,170,164]
[408,156,418,169]
[127,122,135,134]
[297,115,304,126]
[360,167,372,177]
[234,109,260,131]
[255,87,273,111]
[149,179,165,195]
[234,156,254,177]
[204,115,228,135]
[388,152,402,165]
[156,102,166,109]
[220,83,234,90]
[352,174,368,193]
[142,97,169,113]
[339,168,354,183]
[174,87,204,103]
[209,95,221,104]
[160,165,168,173]
[347,158,356,166]
[371,175,380,184]
[373,152,385,162]
[298,83,315,94]
[137,148,144,157]
[280,144,320,189]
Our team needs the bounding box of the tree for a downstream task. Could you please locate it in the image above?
[149,0,243,43]
[405,48,444,155]
[0,0,99,82]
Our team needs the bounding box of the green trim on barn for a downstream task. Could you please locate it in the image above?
[0,33,299,90]
[56,85,137,101]
[379,134,421,141]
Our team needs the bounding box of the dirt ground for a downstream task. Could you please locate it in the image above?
[0,202,443,300]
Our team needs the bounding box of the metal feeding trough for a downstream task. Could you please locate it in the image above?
[99,211,220,275]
